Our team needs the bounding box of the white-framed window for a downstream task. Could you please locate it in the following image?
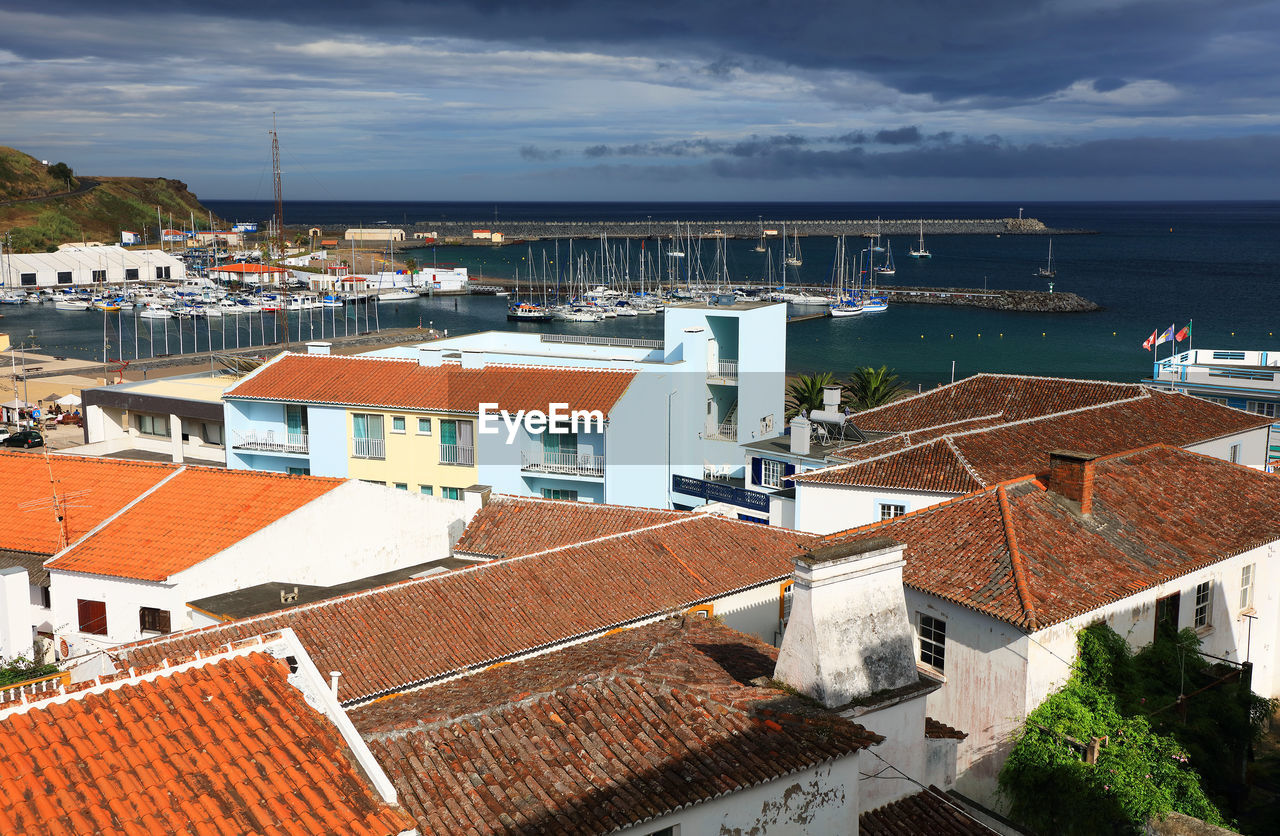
[441,487,461,500]
[1240,564,1255,611]
[419,485,433,496]
[1248,401,1278,418]
[880,502,906,521]
[918,613,946,671]
[760,459,783,489]
[134,413,169,437]
[541,488,579,501]
[391,415,406,434]
[417,417,432,435]
[1194,581,1213,628]
[1229,444,1241,464]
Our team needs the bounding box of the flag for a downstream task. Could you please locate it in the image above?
[1142,330,1157,351]
[1154,324,1175,347]
[1176,322,1191,342]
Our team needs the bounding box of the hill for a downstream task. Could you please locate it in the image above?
[0,146,222,252]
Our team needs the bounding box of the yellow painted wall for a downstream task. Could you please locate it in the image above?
[345,409,477,495]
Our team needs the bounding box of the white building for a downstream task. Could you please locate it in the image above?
[0,246,186,289]
[345,227,405,242]
[75,370,233,464]
[824,445,1280,806]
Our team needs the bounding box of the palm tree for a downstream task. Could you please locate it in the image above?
[785,372,837,419]
[846,365,906,411]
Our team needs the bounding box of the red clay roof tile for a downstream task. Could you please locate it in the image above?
[225,352,637,416]
[824,445,1280,629]
[452,495,682,557]
[861,786,995,835]
[0,651,412,835]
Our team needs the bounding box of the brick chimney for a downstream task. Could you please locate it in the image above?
[774,536,918,708]
[1047,450,1098,514]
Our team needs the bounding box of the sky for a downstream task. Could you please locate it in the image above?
[2,1,1279,201]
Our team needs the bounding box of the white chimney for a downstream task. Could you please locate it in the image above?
[822,385,841,410]
[305,341,331,356]
[790,416,811,455]
[418,347,445,367]
[774,536,919,708]
[460,350,486,370]
[329,670,341,697]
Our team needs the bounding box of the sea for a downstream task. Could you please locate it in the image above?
[8,201,1280,388]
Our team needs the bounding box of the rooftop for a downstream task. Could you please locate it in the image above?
[224,352,638,415]
[860,787,996,835]
[0,644,413,836]
[114,504,817,703]
[798,386,1269,491]
[823,445,1280,630]
[451,494,683,557]
[90,371,238,405]
[46,465,345,582]
[352,617,880,835]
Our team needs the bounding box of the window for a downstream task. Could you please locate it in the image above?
[125,268,139,280]
[391,416,406,434]
[1155,593,1181,639]
[139,607,171,635]
[440,420,475,466]
[417,417,432,435]
[20,272,36,287]
[91,269,106,282]
[56,271,72,285]
[541,488,578,501]
[1194,581,1213,628]
[201,422,223,446]
[287,466,311,476]
[879,503,907,521]
[134,413,169,437]
[285,404,308,442]
[1241,564,1255,611]
[440,487,461,500]
[760,459,784,489]
[1248,401,1278,418]
[918,613,945,671]
[419,485,433,496]
[1198,396,1228,406]
[352,413,385,459]
[394,482,408,491]
[39,587,51,609]
[77,599,107,635]
[1229,444,1241,464]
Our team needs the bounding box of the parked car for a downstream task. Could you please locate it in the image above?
[3,430,44,449]
[0,428,10,444]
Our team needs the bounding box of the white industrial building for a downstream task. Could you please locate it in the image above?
[0,246,187,289]
[344,227,405,242]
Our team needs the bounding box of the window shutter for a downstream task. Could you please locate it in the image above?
[78,599,107,635]
[158,609,171,634]
[783,463,797,485]
[750,457,763,486]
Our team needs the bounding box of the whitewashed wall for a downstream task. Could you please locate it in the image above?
[613,755,860,836]
[1185,427,1270,470]
[795,482,955,534]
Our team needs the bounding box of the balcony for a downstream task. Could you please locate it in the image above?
[440,443,475,467]
[351,436,386,459]
[705,421,738,442]
[708,359,739,383]
[233,429,309,453]
[521,449,605,477]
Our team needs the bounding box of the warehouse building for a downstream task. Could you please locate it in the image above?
[0,246,187,289]
[344,227,405,242]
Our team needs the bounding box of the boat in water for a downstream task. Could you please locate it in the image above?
[507,302,553,322]
[909,220,932,259]
[1036,238,1056,278]
[54,298,91,312]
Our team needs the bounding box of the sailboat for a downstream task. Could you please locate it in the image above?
[875,240,896,277]
[785,229,803,267]
[829,238,863,318]
[1036,238,1056,278]
[754,219,767,253]
[908,220,932,259]
[508,253,553,321]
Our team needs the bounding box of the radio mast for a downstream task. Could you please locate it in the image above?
[269,114,288,342]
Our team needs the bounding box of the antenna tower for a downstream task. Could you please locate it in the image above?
[269,113,288,340]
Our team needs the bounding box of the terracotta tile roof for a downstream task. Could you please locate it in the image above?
[46,467,344,581]
[224,352,637,416]
[829,414,1006,461]
[925,717,968,740]
[452,495,683,557]
[823,445,1280,630]
[355,618,881,835]
[0,650,413,836]
[860,787,996,835]
[851,373,1145,432]
[799,388,1269,490]
[0,452,175,556]
[115,513,818,703]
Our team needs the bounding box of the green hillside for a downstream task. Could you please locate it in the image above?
[0,146,222,252]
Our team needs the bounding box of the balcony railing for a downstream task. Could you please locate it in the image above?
[709,359,739,381]
[233,429,309,453]
[440,443,475,466]
[351,436,386,459]
[0,670,69,705]
[705,421,738,441]
[521,449,605,477]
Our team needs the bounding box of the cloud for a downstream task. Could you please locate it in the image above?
[520,145,563,161]
[874,126,921,145]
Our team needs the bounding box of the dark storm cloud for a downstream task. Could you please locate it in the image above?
[520,145,563,161]
[873,126,921,145]
[15,0,1279,105]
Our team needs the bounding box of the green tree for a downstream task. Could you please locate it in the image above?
[46,162,74,188]
[404,257,418,273]
[845,365,906,411]
[785,372,838,419]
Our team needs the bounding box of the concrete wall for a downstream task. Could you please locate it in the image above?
[613,755,860,836]
[795,482,956,534]
[1186,426,1269,470]
[345,408,478,492]
[855,695,931,812]
[602,372,674,507]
